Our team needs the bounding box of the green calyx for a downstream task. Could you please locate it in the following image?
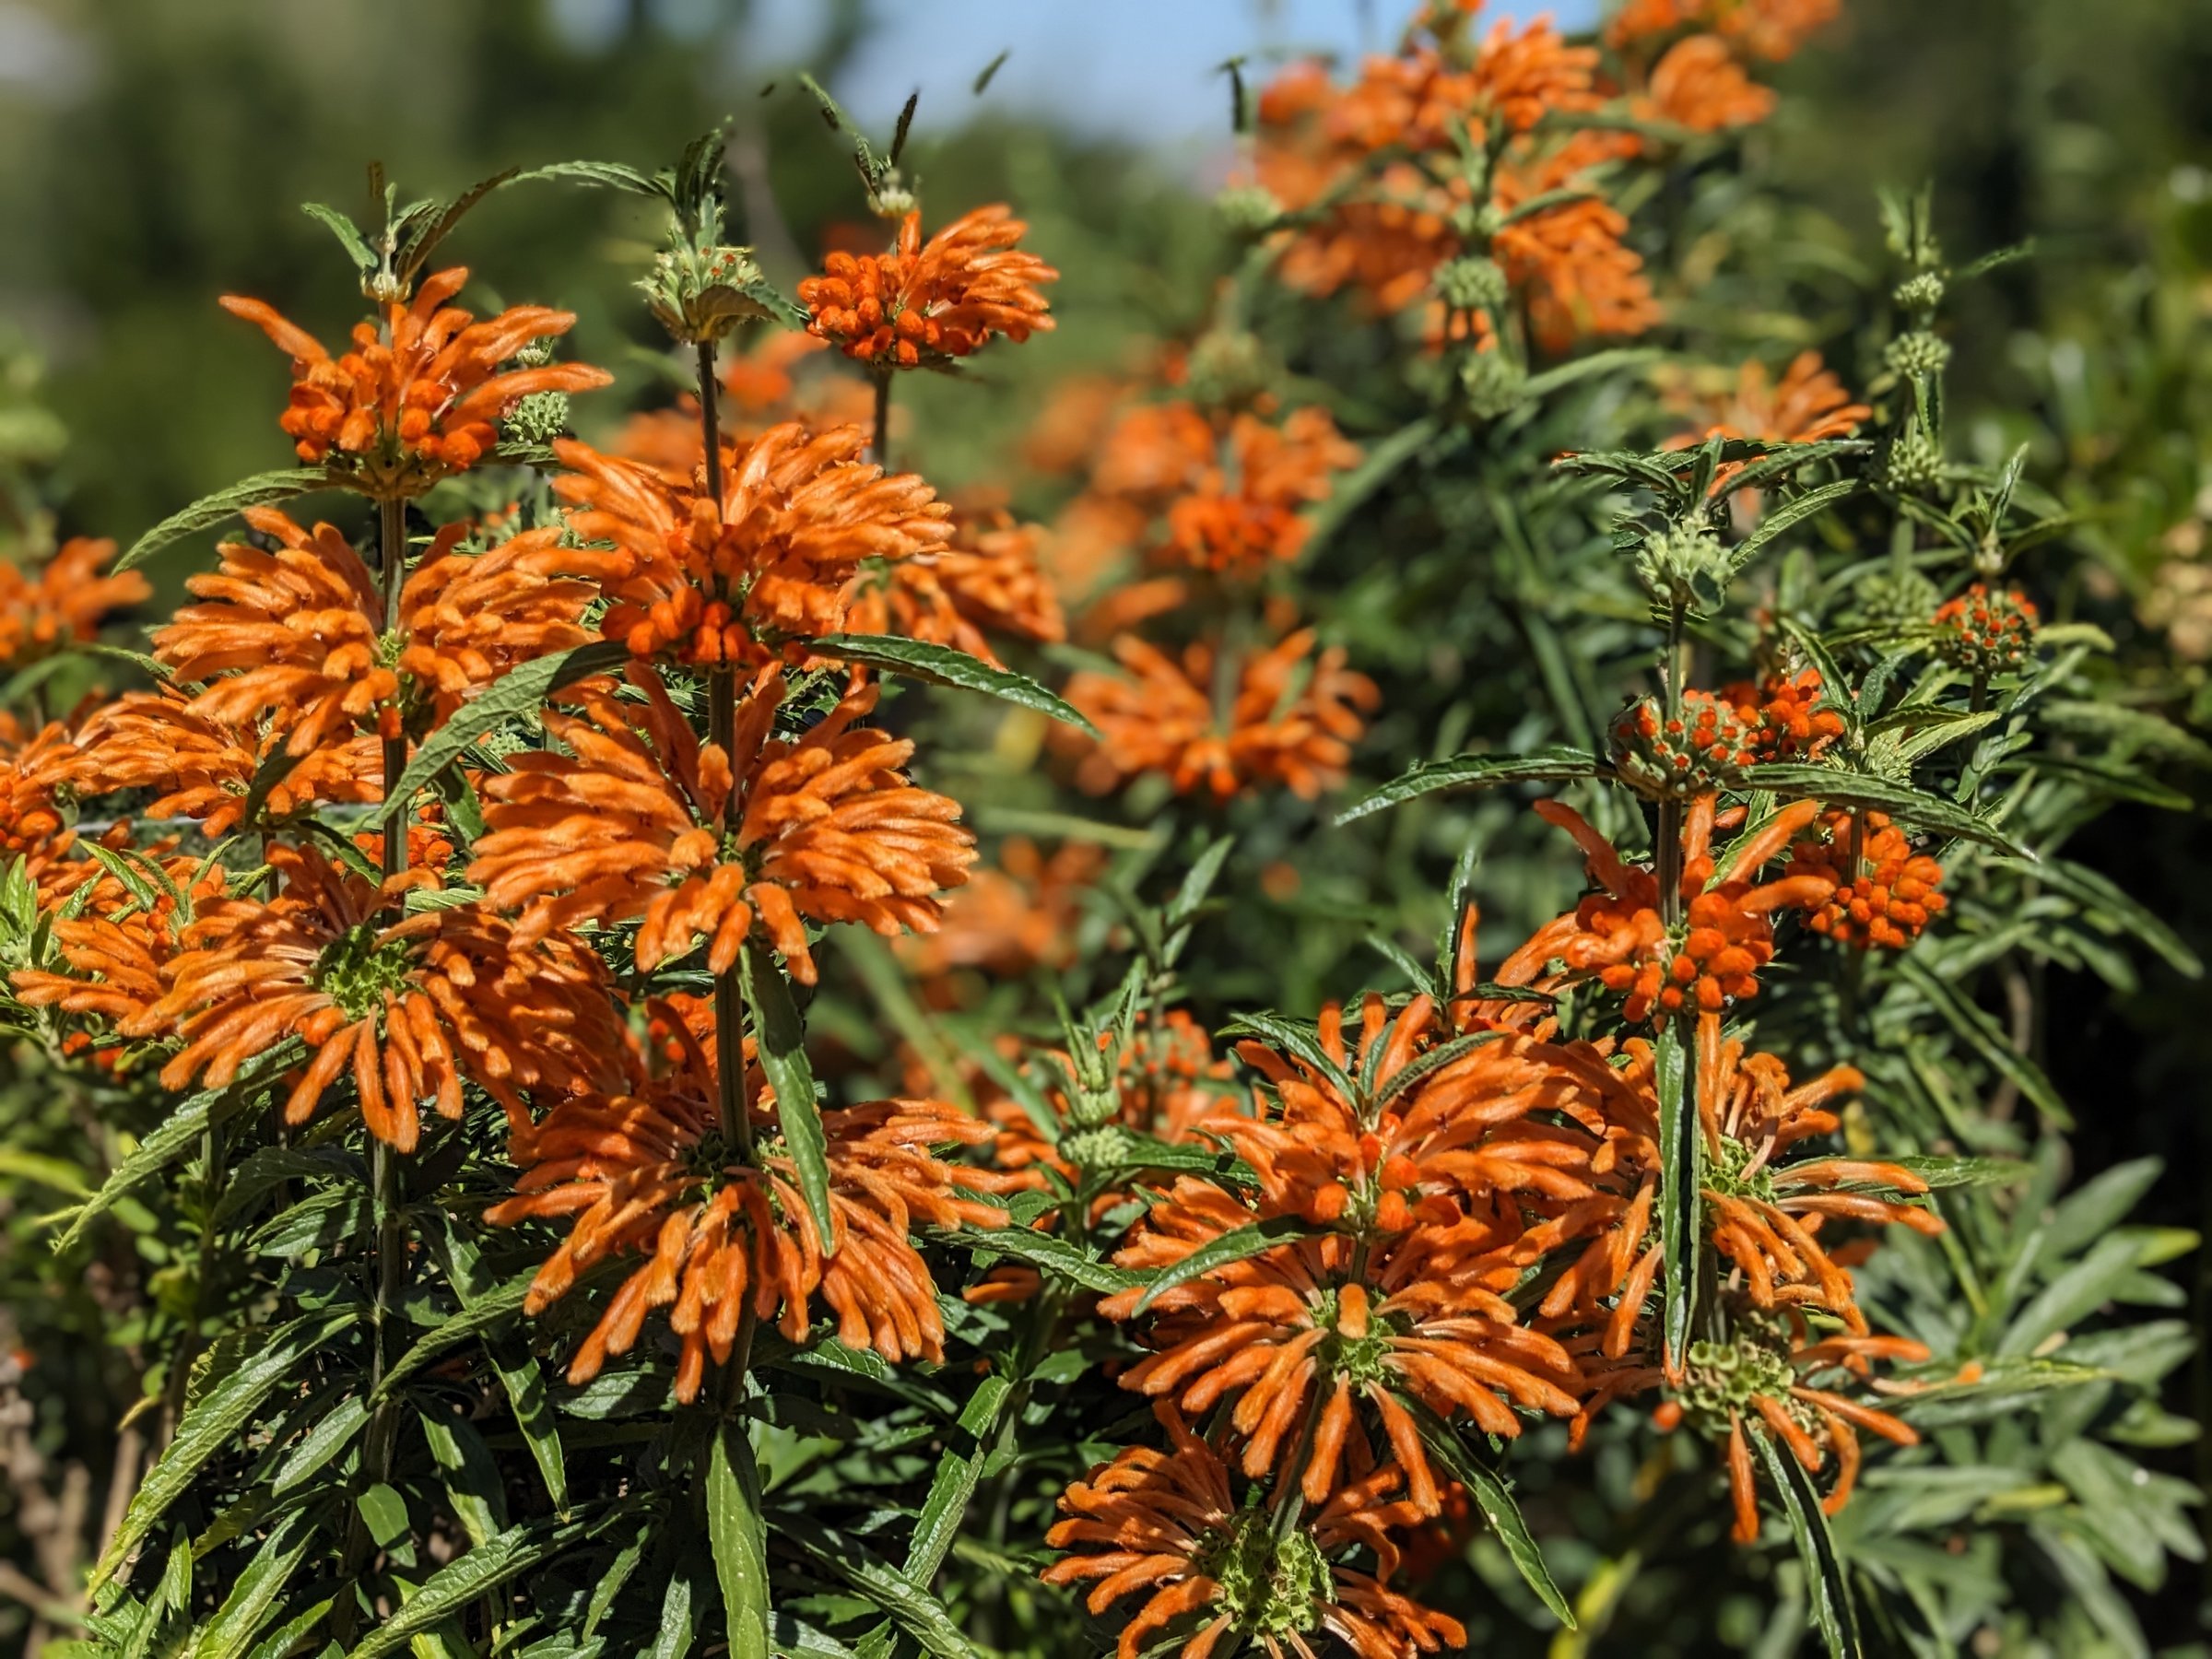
[1704,1135,1776,1207]
[312,925,413,1021]
[1669,1330,1803,1438]
[1310,1286,1400,1392]
[1194,1511,1332,1641]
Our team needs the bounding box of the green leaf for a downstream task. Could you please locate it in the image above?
[343,1515,595,1659]
[1218,1008,1359,1101]
[1752,764,2026,853]
[1999,1233,2168,1358]
[489,1344,568,1514]
[0,1149,93,1197]
[1987,857,2203,979]
[1750,1430,1864,1659]
[1521,348,1663,401]
[53,1040,308,1253]
[1133,1215,1306,1314]
[420,1411,510,1549]
[809,634,1097,735]
[709,1425,771,1659]
[951,1225,1140,1297]
[1336,747,1606,824]
[300,203,376,273]
[373,1274,529,1400]
[270,1394,369,1495]
[188,1507,324,1659]
[1724,479,1858,577]
[1652,1019,1699,1368]
[1886,1155,2032,1190]
[95,1311,357,1587]
[388,640,631,806]
[506,159,669,198]
[742,943,833,1253]
[119,470,333,571]
[355,1483,409,1550]
[1896,956,2072,1127]
[902,1374,1012,1586]
[1399,1395,1572,1628]
[780,1519,982,1659]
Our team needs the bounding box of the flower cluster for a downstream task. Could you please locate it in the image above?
[1934,582,2039,675]
[1786,808,1948,949]
[799,206,1058,369]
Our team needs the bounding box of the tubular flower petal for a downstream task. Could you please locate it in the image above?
[1159,407,1362,577]
[470,663,974,984]
[1064,628,1380,802]
[841,494,1065,667]
[220,267,610,497]
[119,842,628,1151]
[551,423,952,669]
[1663,350,1870,494]
[1641,33,1776,131]
[487,1022,1004,1402]
[799,206,1058,369]
[1042,1404,1465,1659]
[0,538,149,667]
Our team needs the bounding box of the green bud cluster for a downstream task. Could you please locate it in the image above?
[1459,349,1526,419]
[504,390,571,446]
[1435,254,1508,312]
[1184,330,1273,408]
[1215,184,1284,238]
[1853,567,1942,635]
[638,238,778,347]
[1884,331,1951,379]
[1634,523,1731,612]
[1669,1332,1802,1438]
[1882,425,1946,492]
[313,925,414,1022]
[1194,1511,1332,1641]
[1891,272,1945,312]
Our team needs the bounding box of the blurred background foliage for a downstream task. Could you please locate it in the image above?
[2,0,2209,1649]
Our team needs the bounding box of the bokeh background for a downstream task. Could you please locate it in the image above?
[3,0,2209,1642]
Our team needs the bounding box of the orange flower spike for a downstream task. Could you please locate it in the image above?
[1468,14,1602,132]
[1643,34,1776,133]
[842,494,1065,668]
[0,538,150,667]
[800,205,1058,369]
[221,270,610,495]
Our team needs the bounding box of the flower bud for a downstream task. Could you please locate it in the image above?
[637,241,782,347]
[1434,254,1508,312]
[1883,330,1951,379]
[1213,183,1283,238]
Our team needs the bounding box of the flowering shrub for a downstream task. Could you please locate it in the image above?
[0,6,2204,1658]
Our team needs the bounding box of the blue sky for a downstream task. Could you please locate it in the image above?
[553,0,1603,147]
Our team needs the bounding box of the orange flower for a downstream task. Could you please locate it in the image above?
[900,836,1107,983]
[0,538,149,666]
[220,267,610,496]
[487,1026,1002,1402]
[1608,0,1840,62]
[842,495,1065,666]
[123,843,626,1150]
[1065,629,1380,801]
[1642,32,1776,131]
[1665,350,1871,491]
[14,852,229,1032]
[1468,14,1602,132]
[62,688,381,836]
[471,664,973,984]
[1715,666,1848,759]
[1159,408,1361,577]
[1785,808,1947,949]
[799,205,1058,368]
[1494,143,1663,353]
[154,507,608,750]
[551,424,951,668]
[1933,583,2039,675]
[1042,1404,1465,1659]
[1530,793,1834,1018]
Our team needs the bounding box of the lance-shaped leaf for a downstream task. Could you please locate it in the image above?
[342,1512,600,1659]
[1653,1019,1700,1370]
[780,1516,983,1659]
[809,634,1097,734]
[1752,763,2027,853]
[1337,747,1606,824]
[1723,479,1857,577]
[372,1274,530,1400]
[1521,347,1663,401]
[506,159,669,198]
[710,1424,771,1659]
[1750,1429,1865,1659]
[187,1505,324,1659]
[386,639,631,806]
[951,1224,1140,1297]
[1218,1009,1360,1102]
[1133,1215,1307,1314]
[53,1039,308,1253]
[1896,955,2072,1127]
[119,470,334,571]
[1399,1395,1573,1628]
[95,1310,358,1586]
[902,1373,1013,1587]
[743,942,834,1253]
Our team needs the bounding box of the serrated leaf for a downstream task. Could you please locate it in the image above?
[96,1310,357,1587]
[1751,1430,1864,1658]
[507,159,668,198]
[53,1039,308,1253]
[1886,1155,2031,1190]
[1988,857,2202,979]
[1218,1009,1359,1102]
[902,1374,1012,1587]
[390,640,631,806]
[119,471,332,571]
[300,203,376,273]
[373,1274,530,1400]
[189,1507,324,1659]
[420,1411,509,1548]
[1133,1215,1306,1314]
[1724,479,1857,576]
[742,943,833,1253]
[709,1424,771,1659]
[1653,1019,1699,1368]
[1754,763,2025,853]
[951,1225,1139,1297]
[1336,747,1606,824]
[809,634,1097,735]
[342,1515,595,1659]
[780,1519,982,1659]
[270,1394,369,1495]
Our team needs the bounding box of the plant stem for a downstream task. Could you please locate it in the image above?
[379,495,409,886]
[697,342,725,508]
[871,371,891,469]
